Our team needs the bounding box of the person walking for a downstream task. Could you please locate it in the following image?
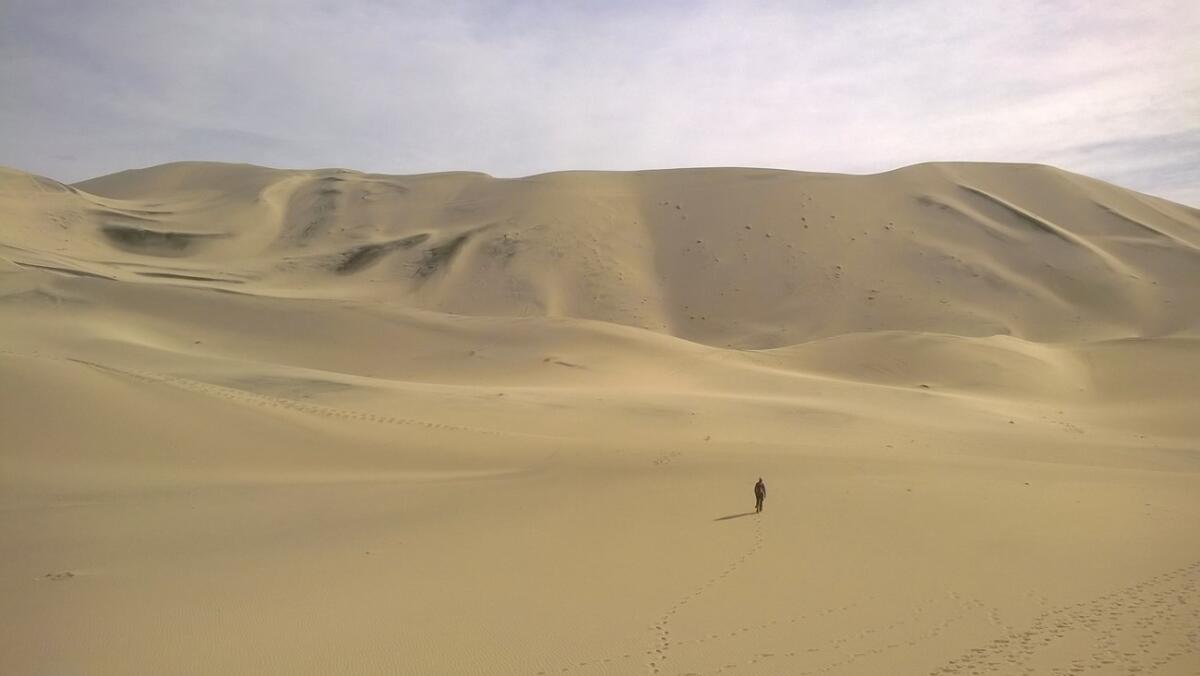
[754,477,766,513]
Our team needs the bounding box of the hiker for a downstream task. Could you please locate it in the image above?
[754,477,766,513]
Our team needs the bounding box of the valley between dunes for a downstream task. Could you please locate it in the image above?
[2,161,1198,675]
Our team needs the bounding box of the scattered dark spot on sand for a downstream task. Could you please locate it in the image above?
[484,234,521,262]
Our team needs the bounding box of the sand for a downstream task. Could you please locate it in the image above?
[1,161,1198,675]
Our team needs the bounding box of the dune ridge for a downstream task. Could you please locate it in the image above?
[6,161,1198,344]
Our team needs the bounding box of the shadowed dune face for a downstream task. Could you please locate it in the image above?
[1,161,1199,676]
[101,224,231,256]
[335,234,430,274]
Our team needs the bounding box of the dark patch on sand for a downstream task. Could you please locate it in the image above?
[101,224,229,257]
[336,233,430,274]
[415,234,470,278]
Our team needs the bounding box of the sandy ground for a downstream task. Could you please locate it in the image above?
[2,161,1198,675]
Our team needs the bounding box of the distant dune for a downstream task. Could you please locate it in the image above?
[2,162,1198,675]
[11,161,1194,345]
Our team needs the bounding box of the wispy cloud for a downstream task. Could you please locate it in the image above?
[1042,130,1200,206]
[1,0,1196,204]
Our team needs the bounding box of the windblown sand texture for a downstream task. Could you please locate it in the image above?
[2,161,1199,675]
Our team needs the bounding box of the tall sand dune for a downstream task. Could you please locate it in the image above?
[2,162,1198,675]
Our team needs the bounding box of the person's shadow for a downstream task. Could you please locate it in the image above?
[713,511,756,521]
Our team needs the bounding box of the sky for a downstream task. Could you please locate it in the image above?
[1,0,1197,205]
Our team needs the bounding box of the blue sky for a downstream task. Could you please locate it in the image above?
[2,0,1197,204]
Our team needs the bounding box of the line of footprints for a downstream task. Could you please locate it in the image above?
[648,516,768,673]
[534,516,775,676]
[929,559,1200,675]
[535,547,1199,676]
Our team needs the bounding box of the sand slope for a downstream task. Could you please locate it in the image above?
[2,162,1198,675]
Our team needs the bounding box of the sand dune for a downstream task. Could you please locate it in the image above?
[2,161,1198,675]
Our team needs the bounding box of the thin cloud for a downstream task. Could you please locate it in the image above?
[1042,129,1200,205]
[1,0,1196,204]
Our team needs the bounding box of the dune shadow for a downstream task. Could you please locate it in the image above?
[714,511,757,521]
